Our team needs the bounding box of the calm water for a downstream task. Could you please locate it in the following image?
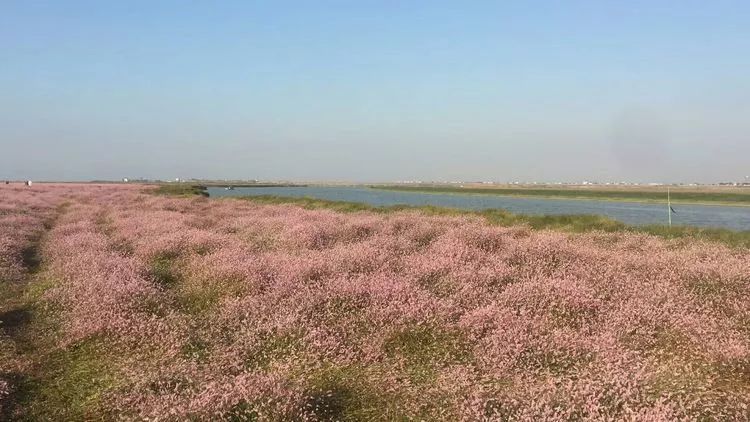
[208,186,750,231]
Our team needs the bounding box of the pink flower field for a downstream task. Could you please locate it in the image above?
[1,183,749,420]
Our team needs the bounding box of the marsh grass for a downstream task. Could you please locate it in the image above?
[149,251,181,287]
[636,224,750,248]
[149,252,244,315]
[374,185,750,205]
[280,326,475,420]
[515,348,594,375]
[19,337,120,421]
[302,365,401,421]
[224,400,260,421]
[150,184,208,197]
[383,325,473,369]
[243,330,304,371]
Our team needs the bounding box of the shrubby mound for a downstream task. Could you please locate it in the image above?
[1,183,749,420]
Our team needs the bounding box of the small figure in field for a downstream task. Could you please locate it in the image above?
[25,180,32,187]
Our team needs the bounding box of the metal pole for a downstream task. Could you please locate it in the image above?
[667,187,671,228]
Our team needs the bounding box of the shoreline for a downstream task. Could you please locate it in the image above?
[212,194,750,247]
[369,186,750,208]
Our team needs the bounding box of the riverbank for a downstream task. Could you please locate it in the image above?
[150,183,305,197]
[161,185,750,247]
[232,194,750,249]
[371,185,750,207]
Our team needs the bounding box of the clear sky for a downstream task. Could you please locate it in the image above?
[2,1,749,183]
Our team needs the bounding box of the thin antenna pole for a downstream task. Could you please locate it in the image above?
[667,187,672,228]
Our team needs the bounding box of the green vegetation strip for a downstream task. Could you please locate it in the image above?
[150,184,208,197]
[232,195,750,249]
[372,185,750,206]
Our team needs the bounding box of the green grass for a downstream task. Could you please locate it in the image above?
[243,330,304,371]
[373,185,750,206]
[19,337,120,421]
[383,325,473,383]
[515,347,594,375]
[233,195,750,248]
[150,183,208,197]
[301,365,403,421]
[635,224,750,248]
[0,236,117,421]
[149,252,181,287]
[1,273,121,421]
[148,252,229,315]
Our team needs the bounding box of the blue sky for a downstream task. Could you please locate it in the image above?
[1,1,749,182]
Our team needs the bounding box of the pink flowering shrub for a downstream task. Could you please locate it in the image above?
[2,183,749,420]
[0,378,7,406]
[1,184,144,413]
[0,186,59,281]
